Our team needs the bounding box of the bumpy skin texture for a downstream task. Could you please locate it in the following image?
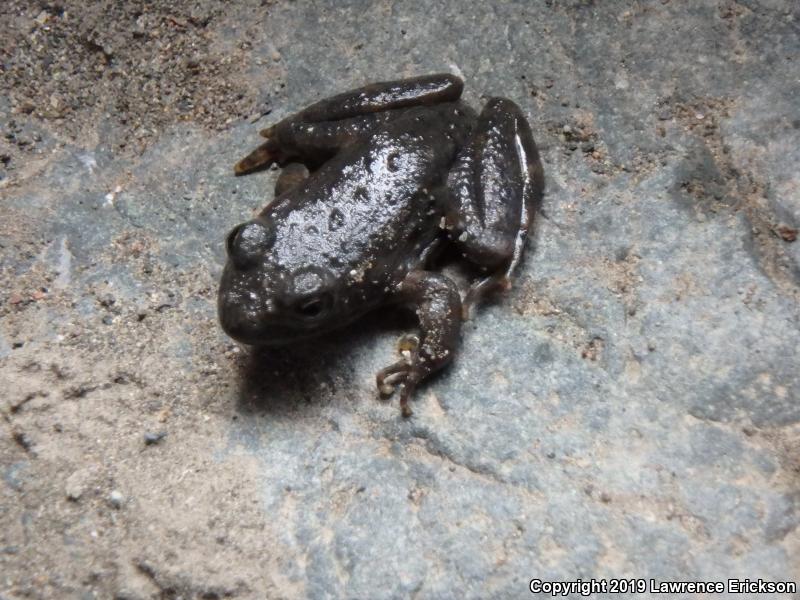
[218,74,544,416]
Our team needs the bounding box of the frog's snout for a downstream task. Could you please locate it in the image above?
[225,219,274,270]
[218,304,261,344]
[217,282,282,345]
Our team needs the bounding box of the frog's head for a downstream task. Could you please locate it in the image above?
[218,218,341,345]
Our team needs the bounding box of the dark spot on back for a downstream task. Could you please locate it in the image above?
[325,253,343,267]
[329,208,345,231]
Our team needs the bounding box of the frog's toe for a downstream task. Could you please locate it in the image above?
[399,385,416,418]
[376,363,419,417]
[376,359,410,398]
[234,139,282,175]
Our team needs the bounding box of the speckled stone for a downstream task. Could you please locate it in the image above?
[2,1,798,598]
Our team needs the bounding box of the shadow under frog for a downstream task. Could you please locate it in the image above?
[235,309,420,419]
[219,74,545,417]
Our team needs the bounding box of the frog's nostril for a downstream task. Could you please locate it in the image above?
[227,220,273,269]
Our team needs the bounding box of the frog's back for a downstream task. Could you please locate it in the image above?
[263,104,474,280]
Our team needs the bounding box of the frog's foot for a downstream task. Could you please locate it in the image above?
[234,137,285,175]
[376,360,409,398]
[444,97,544,314]
[376,271,462,417]
[376,334,421,416]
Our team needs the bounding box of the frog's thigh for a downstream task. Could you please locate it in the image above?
[262,74,465,160]
[236,74,464,175]
[236,114,394,175]
[276,113,396,158]
[377,271,462,417]
[292,73,463,124]
[445,97,544,311]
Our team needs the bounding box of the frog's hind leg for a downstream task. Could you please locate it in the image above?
[443,97,545,318]
[235,74,464,175]
[286,73,463,123]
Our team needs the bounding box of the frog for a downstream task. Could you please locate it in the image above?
[218,74,544,417]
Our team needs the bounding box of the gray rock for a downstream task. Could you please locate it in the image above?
[0,1,798,598]
[143,431,167,446]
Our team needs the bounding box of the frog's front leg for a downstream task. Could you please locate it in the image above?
[377,271,462,417]
[444,98,545,317]
[235,74,463,175]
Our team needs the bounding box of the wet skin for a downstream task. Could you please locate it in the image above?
[218,74,544,416]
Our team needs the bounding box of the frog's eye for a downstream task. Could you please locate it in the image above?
[226,220,274,269]
[294,293,333,319]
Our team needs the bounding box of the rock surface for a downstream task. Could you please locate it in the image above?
[1,1,798,598]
